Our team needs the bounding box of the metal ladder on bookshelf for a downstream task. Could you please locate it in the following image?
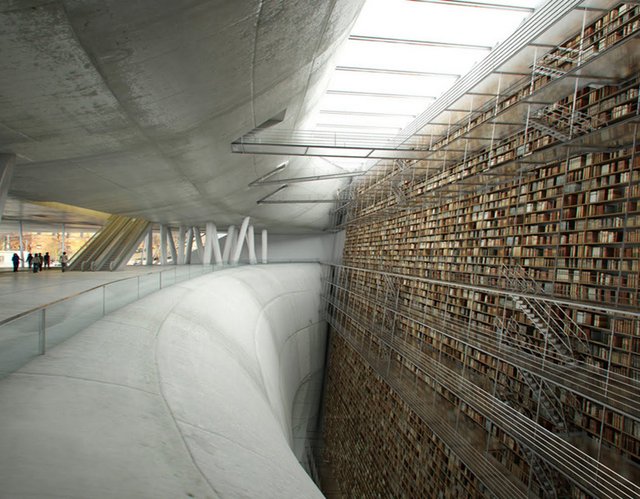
[528,104,598,142]
[495,319,570,499]
[496,317,569,433]
[521,445,568,499]
[532,46,580,80]
[501,264,590,363]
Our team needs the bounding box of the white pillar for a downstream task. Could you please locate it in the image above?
[247,225,257,265]
[204,222,223,265]
[185,227,194,264]
[145,228,153,265]
[19,221,24,268]
[177,225,186,265]
[160,225,168,265]
[261,229,268,264]
[209,223,223,264]
[222,225,235,264]
[194,227,204,263]
[0,154,15,224]
[231,217,250,264]
[166,227,177,265]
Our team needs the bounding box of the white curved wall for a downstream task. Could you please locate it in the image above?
[0,264,326,498]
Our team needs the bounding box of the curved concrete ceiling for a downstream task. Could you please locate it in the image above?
[0,0,365,233]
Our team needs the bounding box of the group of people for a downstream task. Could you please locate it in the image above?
[11,251,69,273]
[27,252,50,272]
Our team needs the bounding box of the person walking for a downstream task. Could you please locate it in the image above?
[60,252,68,272]
[11,253,21,272]
[44,252,50,269]
[32,253,40,273]
[26,252,33,269]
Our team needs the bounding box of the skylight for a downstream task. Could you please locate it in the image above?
[308,0,546,149]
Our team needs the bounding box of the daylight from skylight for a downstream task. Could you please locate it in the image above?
[309,0,545,139]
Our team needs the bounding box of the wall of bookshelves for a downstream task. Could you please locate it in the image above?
[325,266,640,496]
[325,3,640,498]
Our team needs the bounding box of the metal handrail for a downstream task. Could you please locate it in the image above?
[326,292,640,499]
[323,271,640,420]
[497,316,570,433]
[503,264,591,356]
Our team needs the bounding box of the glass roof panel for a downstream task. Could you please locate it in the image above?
[321,94,435,115]
[350,0,540,47]
[308,0,546,168]
[328,71,457,97]
[337,41,488,76]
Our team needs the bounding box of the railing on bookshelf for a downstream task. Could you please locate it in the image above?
[501,264,591,362]
[528,104,599,142]
[496,316,570,436]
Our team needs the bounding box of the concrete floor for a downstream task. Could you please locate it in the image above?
[0,266,165,323]
[0,264,326,499]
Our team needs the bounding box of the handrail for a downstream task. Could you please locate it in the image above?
[0,265,211,329]
[329,263,640,319]
[0,260,323,329]
[502,264,591,357]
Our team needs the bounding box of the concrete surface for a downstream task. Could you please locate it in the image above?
[0,263,326,498]
[0,1,365,232]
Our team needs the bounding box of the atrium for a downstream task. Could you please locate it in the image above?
[0,1,639,498]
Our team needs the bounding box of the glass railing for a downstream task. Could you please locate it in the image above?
[0,264,219,378]
[0,261,326,378]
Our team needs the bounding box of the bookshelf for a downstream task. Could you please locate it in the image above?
[324,3,640,498]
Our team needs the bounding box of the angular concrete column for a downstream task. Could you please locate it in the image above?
[222,225,235,264]
[203,223,223,265]
[177,225,186,265]
[210,223,223,264]
[185,228,194,264]
[261,229,268,264]
[194,227,204,263]
[0,154,15,224]
[247,225,257,265]
[231,217,250,265]
[145,228,153,265]
[166,227,177,265]
[160,225,168,265]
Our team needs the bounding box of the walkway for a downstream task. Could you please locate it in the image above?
[0,266,164,323]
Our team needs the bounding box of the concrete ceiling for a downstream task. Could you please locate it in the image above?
[0,0,365,233]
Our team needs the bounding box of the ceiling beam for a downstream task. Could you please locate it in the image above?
[319,110,417,118]
[408,0,535,13]
[250,171,363,186]
[336,65,461,79]
[348,35,492,51]
[327,89,437,100]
